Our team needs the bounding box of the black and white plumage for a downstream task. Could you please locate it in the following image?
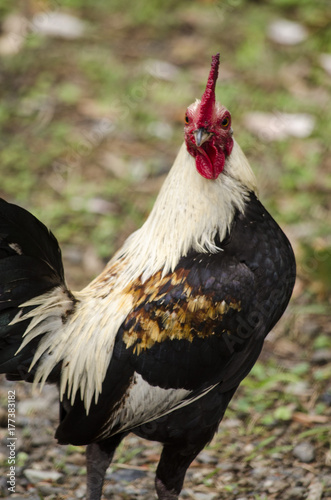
[0,54,296,499]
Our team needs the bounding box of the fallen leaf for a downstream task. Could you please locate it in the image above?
[292,412,329,425]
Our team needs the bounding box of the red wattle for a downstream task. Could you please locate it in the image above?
[195,145,225,180]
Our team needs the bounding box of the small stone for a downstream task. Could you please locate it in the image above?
[17,397,53,416]
[320,53,331,76]
[36,482,65,496]
[292,442,315,463]
[269,479,289,493]
[144,60,180,82]
[283,486,306,499]
[223,471,234,483]
[296,474,312,487]
[244,111,315,141]
[268,19,308,45]
[75,485,86,498]
[311,349,331,364]
[24,468,62,483]
[31,12,85,39]
[64,464,81,475]
[252,466,269,479]
[243,443,254,453]
[286,381,309,396]
[197,451,218,464]
[217,461,236,472]
[31,429,53,447]
[223,418,241,428]
[87,197,115,215]
[106,467,147,483]
[194,493,219,500]
[308,480,324,500]
[263,478,275,489]
[16,385,58,417]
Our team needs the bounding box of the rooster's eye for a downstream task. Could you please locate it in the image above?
[221,116,230,128]
[185,115,190,125]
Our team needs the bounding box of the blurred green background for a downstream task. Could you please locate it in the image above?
[0,0,330,498]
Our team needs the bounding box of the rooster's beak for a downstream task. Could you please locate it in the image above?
[194,128,212,147]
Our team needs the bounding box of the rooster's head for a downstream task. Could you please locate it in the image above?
[184,53,233,180]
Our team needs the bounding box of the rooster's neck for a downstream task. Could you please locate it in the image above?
[109,139,257,285]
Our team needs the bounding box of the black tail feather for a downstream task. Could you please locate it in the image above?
[0,198,67,381]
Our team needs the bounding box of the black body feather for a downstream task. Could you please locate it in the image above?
[0,198,70,380]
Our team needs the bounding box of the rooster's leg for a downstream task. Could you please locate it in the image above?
[86,433,126,500]
[86,442,114,500]
[155,442,206,500]
[86,432,127,500]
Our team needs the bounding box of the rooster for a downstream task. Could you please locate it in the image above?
[0,54,295,499]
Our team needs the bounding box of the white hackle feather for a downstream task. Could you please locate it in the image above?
[14,139,257,413]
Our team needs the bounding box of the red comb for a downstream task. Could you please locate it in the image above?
[197,53,220,128]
